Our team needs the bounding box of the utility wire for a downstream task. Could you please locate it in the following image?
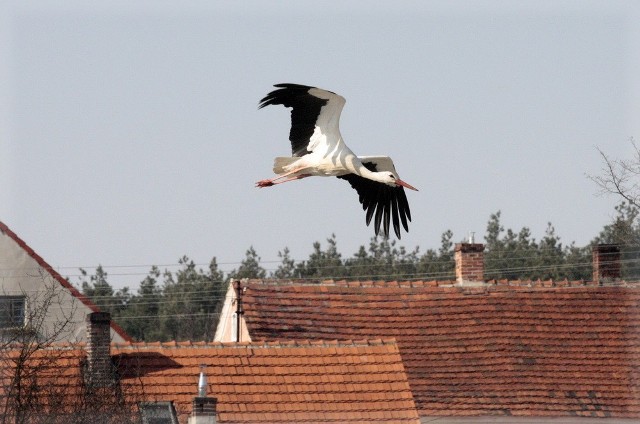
[1,252,607,278]
[0,243,630,274]
[1,256,625,298]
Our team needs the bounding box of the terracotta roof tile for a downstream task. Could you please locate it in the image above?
[239,279,640,418]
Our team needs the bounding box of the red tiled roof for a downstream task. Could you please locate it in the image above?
[116,339,418,423]
[239,279,640,418]
[1,339,419,423]
[0,220,131,342]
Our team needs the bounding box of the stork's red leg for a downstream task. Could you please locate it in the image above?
[255,167,309,188]
[256,173,311,188]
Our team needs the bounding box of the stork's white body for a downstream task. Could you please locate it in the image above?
[258,83,417,238]
[273,154,397,178]
[270,87,356,178]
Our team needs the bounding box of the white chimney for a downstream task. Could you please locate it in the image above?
[188,365,217,424]
[198,365,207,397]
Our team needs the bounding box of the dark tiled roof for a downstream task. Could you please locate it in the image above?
[240,279,640,418]
[0,220,131,342]
[2,339,419,423]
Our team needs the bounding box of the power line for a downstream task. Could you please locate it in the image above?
[0,243,625,274]
[1,250,606,277]
[2,240,634,273]
[4,249,638,300]
[0,257,612,296]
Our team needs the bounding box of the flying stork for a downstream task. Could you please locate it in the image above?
[257,83,418,239]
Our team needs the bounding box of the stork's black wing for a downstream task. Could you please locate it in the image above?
[259,83,329,157]
[337,162,412,239]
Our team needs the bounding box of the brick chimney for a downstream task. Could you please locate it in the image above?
[85,312,113,387]
[455,243,485,284]
[592,244,621,283]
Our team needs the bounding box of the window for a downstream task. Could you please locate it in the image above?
[139,402,179,424]
[0,296,26,329]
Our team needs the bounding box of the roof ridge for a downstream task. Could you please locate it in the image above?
[3,341,88,351]
[0,220,132,342]
[241,277,640,290]
[241,278,341,287]
[111,338,398,350]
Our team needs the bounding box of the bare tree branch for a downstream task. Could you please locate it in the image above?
[1,273,142,423]
[589,138,640,208]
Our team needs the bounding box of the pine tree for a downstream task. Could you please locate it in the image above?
[159,256,225,341]
[118,266,163,341]
[78,265,129,317]
[228,247,267,280]
[272,247,296,279]
[416,230,455,280]
[295,235,344,279]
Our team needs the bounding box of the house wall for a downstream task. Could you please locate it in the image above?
[0,227,127,343]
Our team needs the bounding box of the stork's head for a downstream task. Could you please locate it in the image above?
[380,172,418,191]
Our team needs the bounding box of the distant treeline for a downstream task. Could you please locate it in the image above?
[77,203,640,342]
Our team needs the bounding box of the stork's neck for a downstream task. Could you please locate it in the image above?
[352,159,393,184]
[356,165,383,181]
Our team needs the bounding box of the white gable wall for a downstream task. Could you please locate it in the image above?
[213,282,250,343]
[0,226,127,343]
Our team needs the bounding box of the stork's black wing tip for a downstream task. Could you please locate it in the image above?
[270,83,315,91]
[258,83,316,109]
[337,173,413,240]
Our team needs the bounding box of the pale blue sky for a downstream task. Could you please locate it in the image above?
[1,1,639,288]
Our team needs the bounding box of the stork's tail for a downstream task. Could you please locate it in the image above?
[273,157,298,174]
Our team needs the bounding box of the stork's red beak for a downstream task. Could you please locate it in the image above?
[396,179,418,191]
